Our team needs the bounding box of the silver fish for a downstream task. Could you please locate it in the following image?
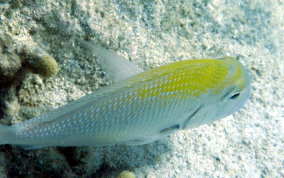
[0,41,251,149]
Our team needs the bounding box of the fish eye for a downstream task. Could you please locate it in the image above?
[230,92,240,100]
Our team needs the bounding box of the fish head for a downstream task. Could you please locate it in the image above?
[209,56,251,122]
[183,57,251,129]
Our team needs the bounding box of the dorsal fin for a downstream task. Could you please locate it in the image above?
[78,40,144,82]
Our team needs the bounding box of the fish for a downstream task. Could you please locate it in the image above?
[0,41,251,149]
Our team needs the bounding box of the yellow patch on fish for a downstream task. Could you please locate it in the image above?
[129,59,230,99]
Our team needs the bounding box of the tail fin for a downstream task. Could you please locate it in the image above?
[77,39,144,83]
[0,124,10,145]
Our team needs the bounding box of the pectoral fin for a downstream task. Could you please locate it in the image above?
[125,125,180,146]
[19,144,46,150]
[78,40,144,82]
[182,105,202,129]
[160,124,180,135]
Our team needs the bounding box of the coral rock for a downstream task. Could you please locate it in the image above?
[0,34,22,86]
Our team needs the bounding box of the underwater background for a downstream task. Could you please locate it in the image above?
[0,0,283,177]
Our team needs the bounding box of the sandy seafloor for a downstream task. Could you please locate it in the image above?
[0,0,283,177]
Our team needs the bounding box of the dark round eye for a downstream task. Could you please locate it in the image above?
[230,92,240,100]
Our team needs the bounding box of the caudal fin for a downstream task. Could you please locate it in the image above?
[0,124,11,145]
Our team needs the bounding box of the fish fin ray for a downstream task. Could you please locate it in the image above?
[160,124,180,135]
[125,128,177,146]
[182,105,202,129]
[18,144,47,150]
[78,40,144,82]
[0,124,11,145]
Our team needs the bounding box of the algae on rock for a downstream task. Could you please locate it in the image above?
[0,34,22,87]
[0,32,59,116]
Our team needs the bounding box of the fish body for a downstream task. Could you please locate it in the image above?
[0,44,251,149]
